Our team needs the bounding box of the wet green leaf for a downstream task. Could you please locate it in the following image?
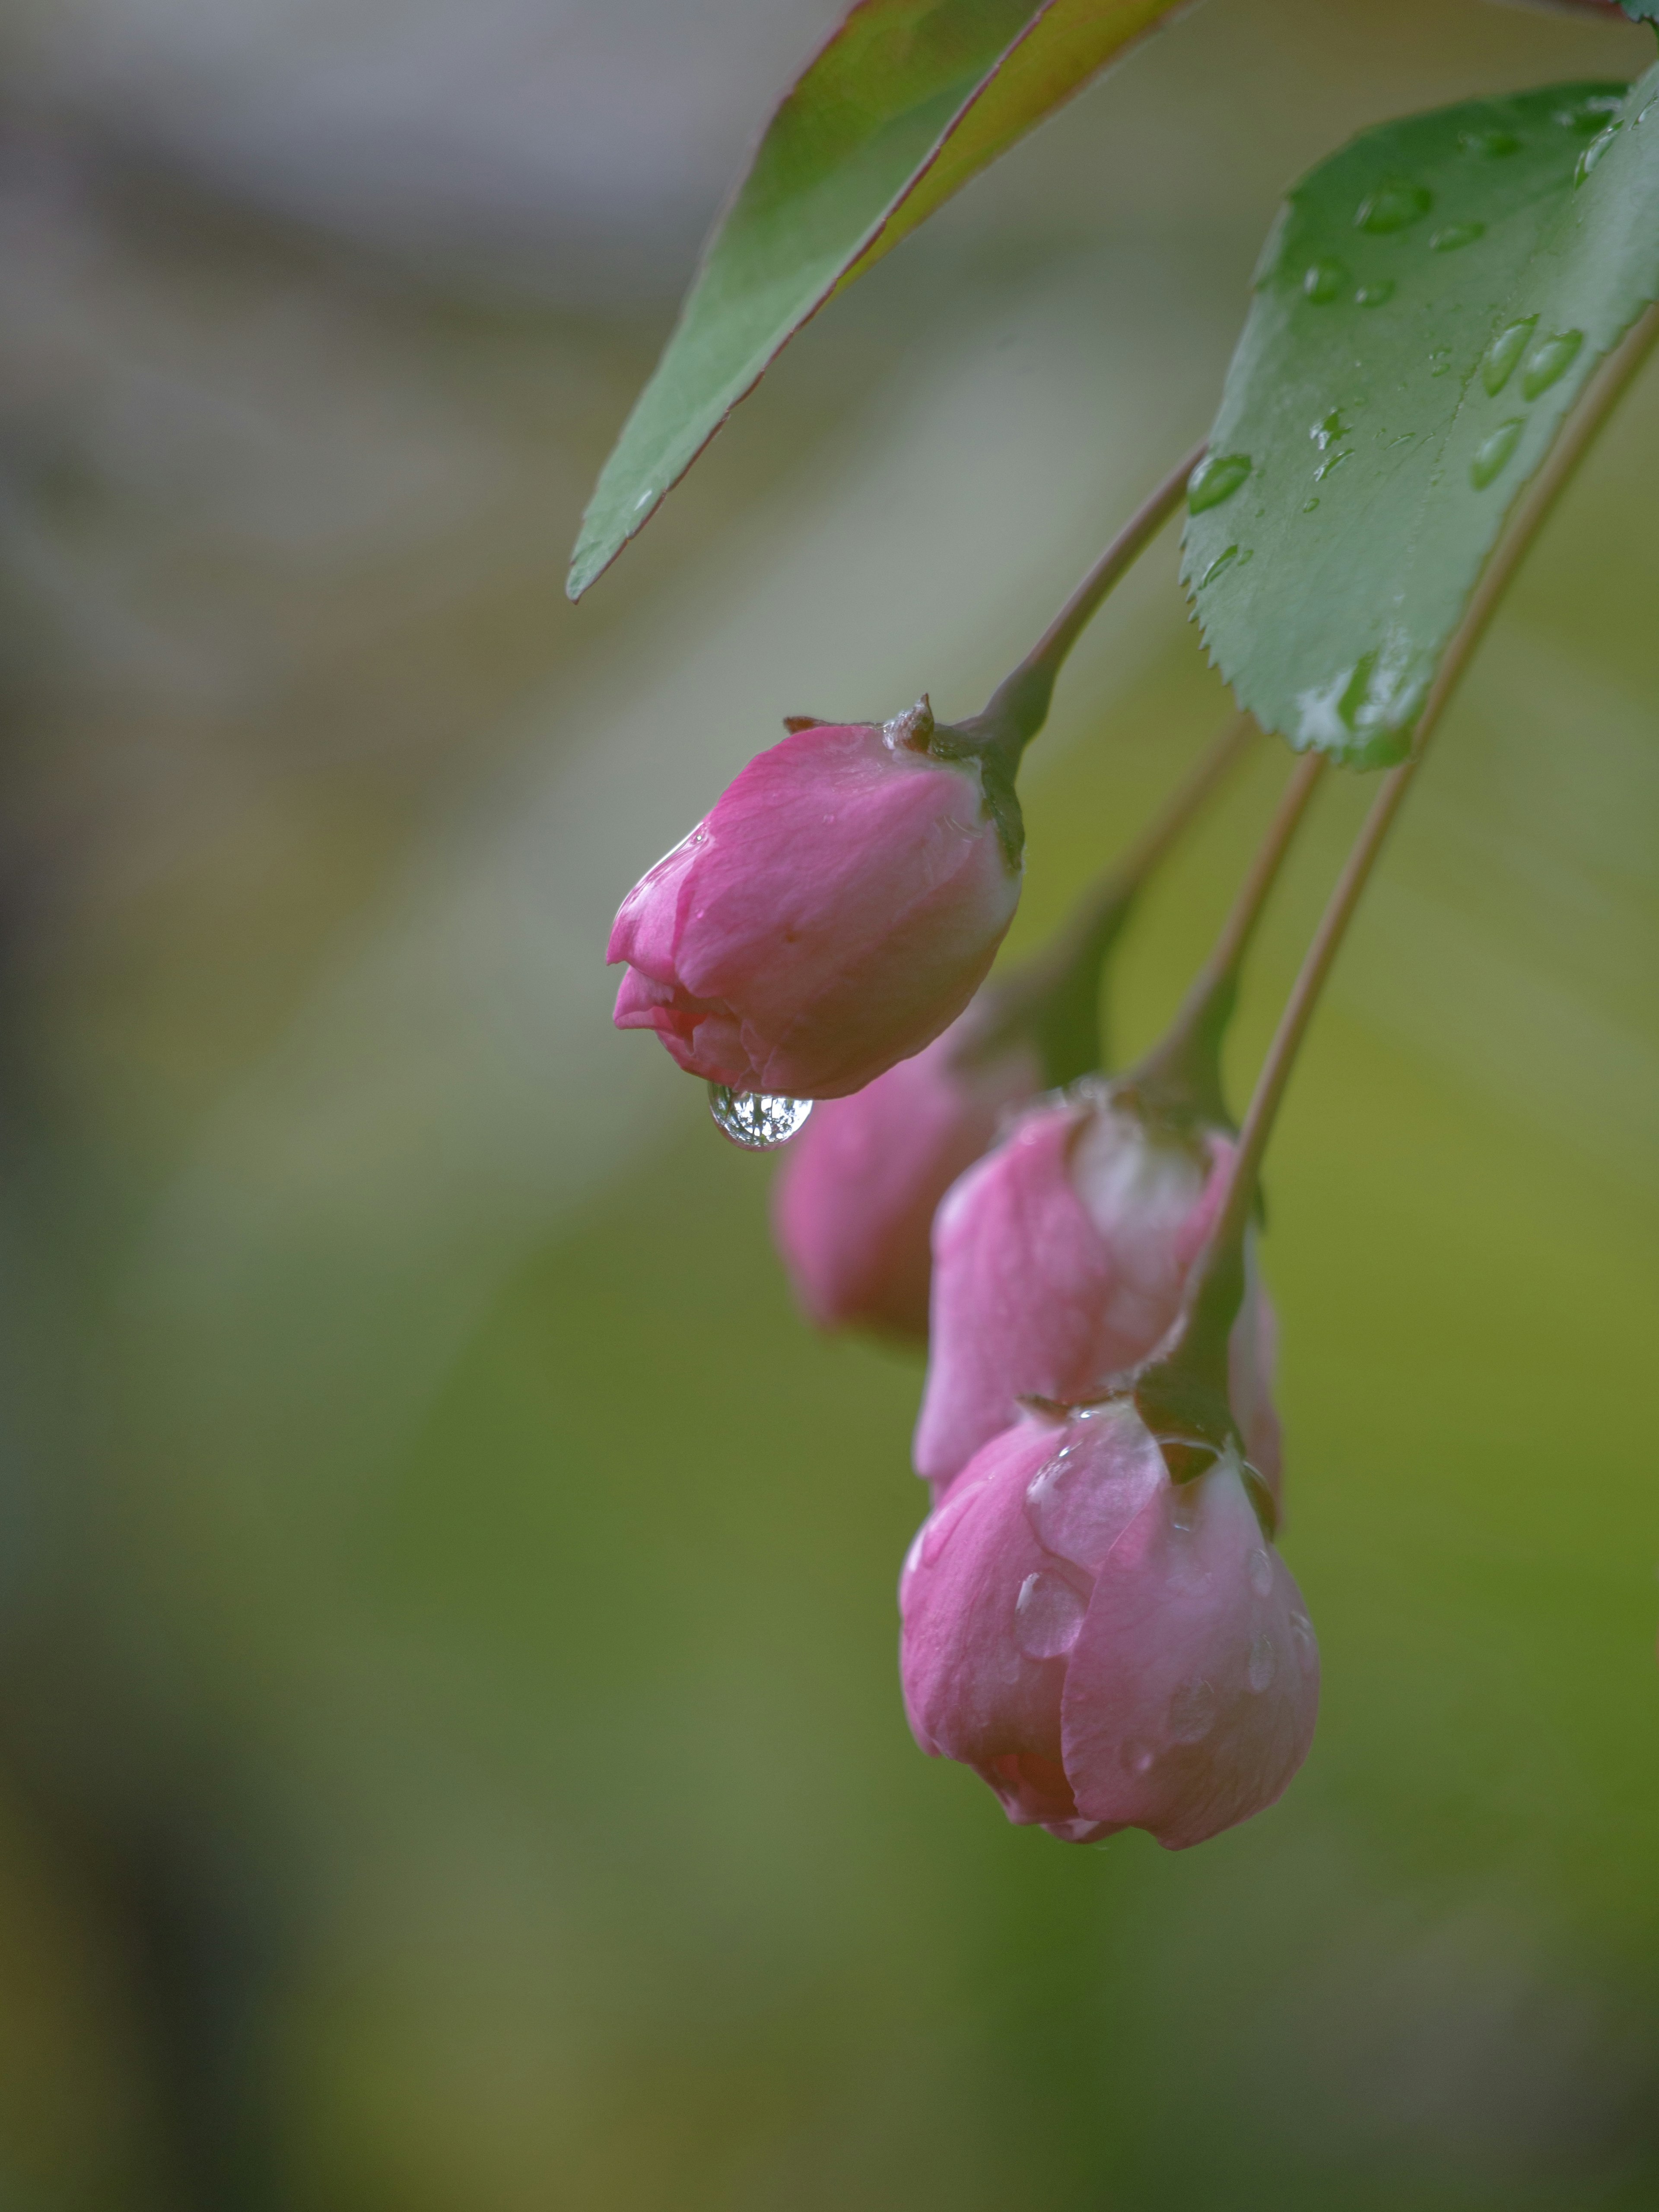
[568,0,1188,599]
[1183,71,1659,766]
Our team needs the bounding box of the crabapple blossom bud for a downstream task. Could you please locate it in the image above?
[770,1003,1040,1340]
[913,1087,1280,1492]
[608,705,1022,1100]
[899,1400,1318,1849]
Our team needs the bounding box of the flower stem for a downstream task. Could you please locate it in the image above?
[957,439,1208,765]
[1170,299,1659,1401]
[1125,749,1325,1129]
[971,709,1256,1084]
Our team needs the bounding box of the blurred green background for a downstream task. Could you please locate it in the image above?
[0,0,1656,2203]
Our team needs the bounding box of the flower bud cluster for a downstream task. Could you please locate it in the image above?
[607,696,1319,1851]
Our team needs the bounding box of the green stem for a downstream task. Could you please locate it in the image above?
[953,439,1207,769]
[969,709,1256,1085]
[1124,750,1325,1130]
[1168,298,1659,1406]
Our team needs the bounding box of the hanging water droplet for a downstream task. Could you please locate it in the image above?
[1014,1570,1089,1662]
[1470,417,1524,489]
[1521,328,1584,400]
[1302,258,1348,304]
[1188,453,1252,514]
[1355,178,1431,234]
[1482,315,1538,396]
[1247,1634,1277,1693]
[707,1085,813,1149]
[1429,221,1484,253]
[1247,1547,1274,1598]
[1168,1677,1217,1744]
[1575,124,1622,184]
[1354,279,1395,308]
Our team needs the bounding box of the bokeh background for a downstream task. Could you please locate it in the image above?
[0,0,1655,2203]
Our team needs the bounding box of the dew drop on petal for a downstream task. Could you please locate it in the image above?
[707,1085,814,1149]
[1247,1634,1277,1693]
[1014,1570,1088,1662]
[1121,1740,1157,1776]
[1290,1611,1318,1673]
[1168,1677,1217,1744]
[1247,1547,1274,1598]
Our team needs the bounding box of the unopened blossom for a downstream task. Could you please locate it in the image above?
[771,1002,1040,1339]
[609,706,1021,1100]
[913,1088,1280,1491]
[899,1400,1318,1848]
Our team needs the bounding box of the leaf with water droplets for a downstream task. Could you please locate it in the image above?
[1185,70,1659,765]
[567,0,1191,599]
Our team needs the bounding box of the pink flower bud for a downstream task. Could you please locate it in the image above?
[770,1004,1040,1340]
[899,1402,1319,1849]
[914,1090,1280,1491]
[608,709,1022,1100]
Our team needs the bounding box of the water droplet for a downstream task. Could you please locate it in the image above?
[1314,448,1352,485]
[1576,125,1621,187]
[1470,417,1524,490]
[1302,498,1320,513]
[1354,279,1395,308]
[1430,221,1484,253]
[1521,328,1584,400]
[707,1086,813,1149]
[1302,258,1348,304]
[1355,178,1431,234]
[1310,410,1346,453]
[1025,1411,1157,1570]
[1188,452,1252,514]
[1014,1570,1089,1661]
[1168,1678,1217,1744]
[1247,1634,1277,1693]
[1198,545,1238,588]
[1289,1611,1318,1672]
[1428,346,1452,378]
[1640,95,1659,129]
[633,489,655,511]
[1247,1547,1274,1598]
[1459,126,1519,159]
[1122,1741,1156,1776]
[1482,315,1538,396]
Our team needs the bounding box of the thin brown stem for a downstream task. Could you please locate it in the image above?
[1176,299,1659,1381]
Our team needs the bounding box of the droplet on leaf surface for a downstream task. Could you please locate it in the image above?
[706,1085,813,1149]
[1521,328,1584,400]
[1355,178,1431,234]
[1482,316,1538,395]
[1430,222,1484,252]
[1470,418,1524,489]
[1188,453,1252,513]
[1302,258,1347,303]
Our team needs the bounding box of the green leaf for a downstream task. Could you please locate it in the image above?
[1182,71,1659,766]
[568,0,1189,600]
